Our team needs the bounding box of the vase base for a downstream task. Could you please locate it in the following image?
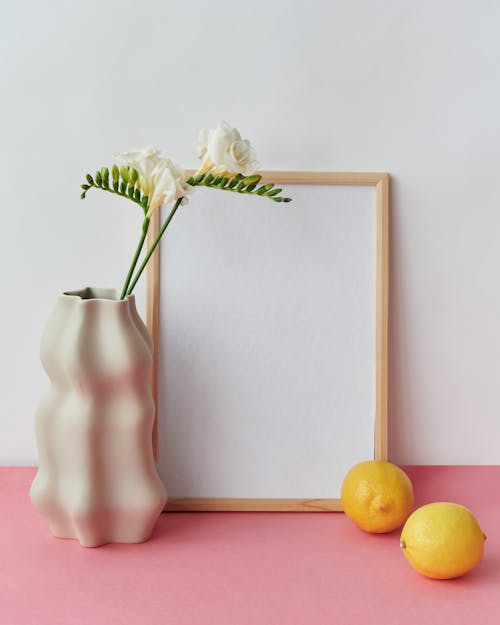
[45,504,166,547]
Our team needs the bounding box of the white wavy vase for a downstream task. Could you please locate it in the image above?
[30,287,167,547]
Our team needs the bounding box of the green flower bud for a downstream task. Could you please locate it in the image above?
[242,175,261,186]
[194,174,205,184]
[266,188,282,197]
[213,176,222,186]
[101,167,109,181]
[120,166,130,183]
[256,184,274,195]
[245,183,257,192]
[80,192,86,199]
[120,181,127,194]
[112,164,119,182]
[227,174,244,189]
[205,174,214,185]
[113,180,119,191]
[95,171,102,186]
[218,177,228,188]
[81,184,90,191]
[86,174,94,185]
[129,168,139,184]
[128,185,135,198]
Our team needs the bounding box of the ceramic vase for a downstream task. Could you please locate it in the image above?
[30,287,167,547]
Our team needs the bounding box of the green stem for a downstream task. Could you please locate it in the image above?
[120,217,150,300]
[126,198,183,296]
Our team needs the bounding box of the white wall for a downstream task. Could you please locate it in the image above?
[1,0,499,465]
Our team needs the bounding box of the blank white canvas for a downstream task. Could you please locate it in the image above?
[157,184,377,499]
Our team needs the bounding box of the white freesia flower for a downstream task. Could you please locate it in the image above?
[197,121,260,177]
[115,146,191,217]
[146,159,191,218]
[115,146,162,196]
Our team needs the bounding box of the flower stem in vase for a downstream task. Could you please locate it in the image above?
[126,197,183,297]
[120,217,150,300]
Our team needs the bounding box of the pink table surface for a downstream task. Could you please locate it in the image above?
[0,466,499,625]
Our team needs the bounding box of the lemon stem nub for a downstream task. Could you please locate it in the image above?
[400,540,406,549]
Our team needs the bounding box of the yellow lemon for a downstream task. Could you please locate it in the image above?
[400,502,486,579]
[341,460,414,533]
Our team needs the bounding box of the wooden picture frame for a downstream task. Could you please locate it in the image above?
[146,171,389,511]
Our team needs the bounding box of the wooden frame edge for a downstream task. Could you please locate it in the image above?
[374,174,389,461]
[166,498,343,512]
[146,171,390,509]
[146,208,161,460]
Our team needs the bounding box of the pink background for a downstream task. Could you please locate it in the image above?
[1,466,498,625]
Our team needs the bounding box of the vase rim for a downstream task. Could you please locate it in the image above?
[62,287,136,303]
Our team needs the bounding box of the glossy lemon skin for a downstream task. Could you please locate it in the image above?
[400,502,486,579]
[341,461,414,533]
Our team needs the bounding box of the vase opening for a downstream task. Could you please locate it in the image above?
[64,287,123,301]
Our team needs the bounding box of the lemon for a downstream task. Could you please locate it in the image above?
[341,460,414,533]
[400,502,486,579]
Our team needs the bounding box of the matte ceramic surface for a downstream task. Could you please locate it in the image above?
[30,288,167,547]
